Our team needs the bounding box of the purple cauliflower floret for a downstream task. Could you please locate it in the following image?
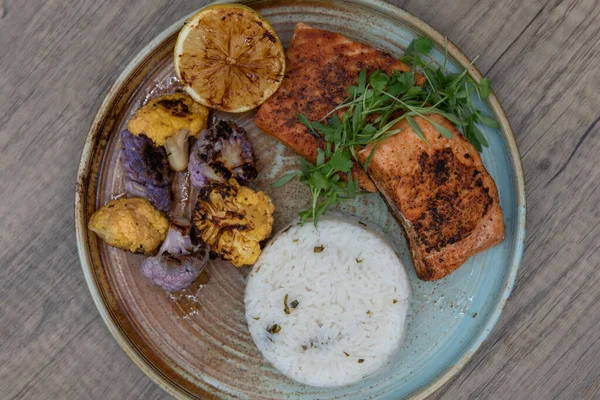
[188,118,258,189]
[121,130,172,212]
[140,224,209,292]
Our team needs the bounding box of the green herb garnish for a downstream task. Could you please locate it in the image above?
[267,324,281,334]
[273,37,497,225]
[401,39,496,151]
[314,245,325,253]
[290,300,299,309]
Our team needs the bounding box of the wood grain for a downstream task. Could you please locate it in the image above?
[0,0,598,399]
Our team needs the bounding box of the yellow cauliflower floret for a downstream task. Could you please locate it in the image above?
[88,197,169,254]
[127,93,210,171]
[127,93,209,146]
[193,179,275,267]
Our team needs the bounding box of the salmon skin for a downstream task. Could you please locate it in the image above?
[255,23,424,192]
[358,115,505,280]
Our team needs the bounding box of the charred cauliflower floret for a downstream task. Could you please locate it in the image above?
[128,93,209,171]
[193,179,274,266]
[88,197,169,254]
[120,130,172,213]
[189,119,258,189]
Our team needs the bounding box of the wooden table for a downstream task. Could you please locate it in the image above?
[1,0,598,398]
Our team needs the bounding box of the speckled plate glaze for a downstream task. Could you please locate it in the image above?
[75,1,526,398]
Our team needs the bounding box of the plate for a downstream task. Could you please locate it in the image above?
[75,0,526,398]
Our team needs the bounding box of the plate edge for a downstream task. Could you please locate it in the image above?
[74,1,527,399]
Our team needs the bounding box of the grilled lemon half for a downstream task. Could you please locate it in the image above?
[174,4,285,113]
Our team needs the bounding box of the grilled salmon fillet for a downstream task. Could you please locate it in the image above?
[255,23,424,192]
[358,114,505,280]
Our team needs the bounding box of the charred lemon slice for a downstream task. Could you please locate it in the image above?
[174,4,285,113]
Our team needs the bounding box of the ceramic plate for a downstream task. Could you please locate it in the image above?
[75,0,526,398]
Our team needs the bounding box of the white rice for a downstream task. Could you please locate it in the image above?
[244,215,411,387]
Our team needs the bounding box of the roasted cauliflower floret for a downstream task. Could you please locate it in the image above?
[128,93,209,171]
[88,197,169,254]
[189,119,257,189]
[140,224,209,292]
[193,179,274,266]
[120,130,172,212]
